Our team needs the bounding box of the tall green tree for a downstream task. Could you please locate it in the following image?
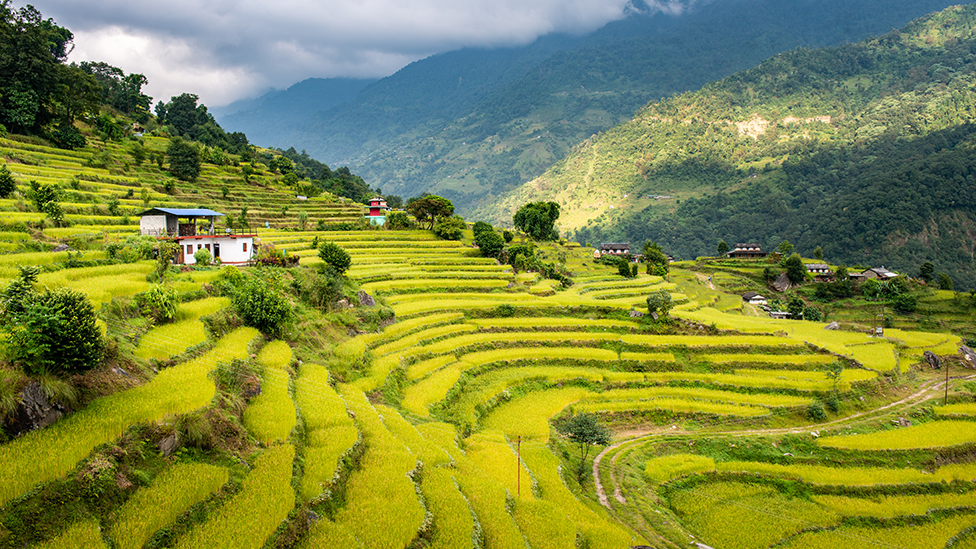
[513,201,560,241]
[0,2,99,136]
[407,195,454,230]
[784,253,806,284]
[166,137,201,182]
[558,413,611,481]
[0,164,15,198]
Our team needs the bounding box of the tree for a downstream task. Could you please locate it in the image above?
[783,253,806,284]
[937,272,954,291]
[26,179,64,226]
[472,221,493,237]
[407,195,454,230]
[474,229,504,258]
[167,137,201,182]
[0,164,16,198]
[513,201,560,241]
[318,241,351,275]
[777,240,794,255]
[814,246,824,261]
[298,211,309,231]
[918,262,935,283]
[646,289,673,318]
[558,413,611,480]
[432,215,465,240]
[154,240,178,281]
[643,241,669,275]
[835,265,849,281]
[787,293,805,320]
[232,269,291,337]
[386,211,412,229]
[617,257,634,278]
[716,240,729,256]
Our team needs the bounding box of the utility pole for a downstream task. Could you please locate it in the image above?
[945,359,950,404]
[516,436,522,497]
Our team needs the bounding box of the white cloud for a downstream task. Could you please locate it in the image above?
[39,0,639,106]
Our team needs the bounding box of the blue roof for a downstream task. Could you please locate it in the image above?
[138,207,224,217]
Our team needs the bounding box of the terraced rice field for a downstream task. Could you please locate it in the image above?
[1,195,969,549]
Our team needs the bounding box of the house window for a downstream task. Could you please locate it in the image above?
[213,242,220,258]
[205,243,211,252]
[185,245,192,256]
[243,242,248,253]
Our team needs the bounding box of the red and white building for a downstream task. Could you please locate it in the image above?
[138,207,255,265]
[366,197,389,226]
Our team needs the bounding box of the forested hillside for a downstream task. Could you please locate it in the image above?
[218,0,973,213]
[481,4,976,289]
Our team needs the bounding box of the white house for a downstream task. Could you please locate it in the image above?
[138,207,255,265]
[741,291,767,305]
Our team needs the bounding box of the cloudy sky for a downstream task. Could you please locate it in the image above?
[31,0,683,107]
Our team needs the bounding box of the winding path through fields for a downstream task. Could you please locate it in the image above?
[593,372,976,508]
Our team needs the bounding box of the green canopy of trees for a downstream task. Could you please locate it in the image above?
[407,195,455,230]
[0,2,100,139]
[513,201,560,241]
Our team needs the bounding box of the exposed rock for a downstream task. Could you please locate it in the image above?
[772,272,794,292]
[824,321,840,330]
[960,346,976,368]
[9,382,65,436]
[629,310,644,318]
[337,298,350,309]
[52,243,74,253]
[924,350,942,370]
[897,417,912,427]
[158,433,180,456]
[357,290,375,307]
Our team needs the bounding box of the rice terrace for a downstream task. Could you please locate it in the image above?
[0,125,974,549]
[4,2,976,547]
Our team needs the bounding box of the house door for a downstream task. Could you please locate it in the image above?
[178,246,184,264]
[213,242,220,260]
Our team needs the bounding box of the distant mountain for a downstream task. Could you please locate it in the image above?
[213,77,377,148]
[480,4,976,289]
[216,0,973,211]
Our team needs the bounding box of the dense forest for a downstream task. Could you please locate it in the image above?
[497,5,976,289]
[0,1,381,205]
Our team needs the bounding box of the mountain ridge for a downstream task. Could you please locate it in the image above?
[477,3,976,288]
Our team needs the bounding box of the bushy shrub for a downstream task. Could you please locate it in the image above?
[0,165,16,199]
[5,286,103,375]
[432,215,465,240]
[807,401,827,421]
[318,241,351,274]
[474,229,504,258]
[386,211,412,229]
[646,289,673,318]
[135,285,179,323]
[193,247,212,266]
[232,269,291,337]
[502,230,513,243]
[891,293,917,313]
[49,124,86,149]
[803,306,822,321]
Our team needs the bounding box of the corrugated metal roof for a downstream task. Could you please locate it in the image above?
[137,207,224,217]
